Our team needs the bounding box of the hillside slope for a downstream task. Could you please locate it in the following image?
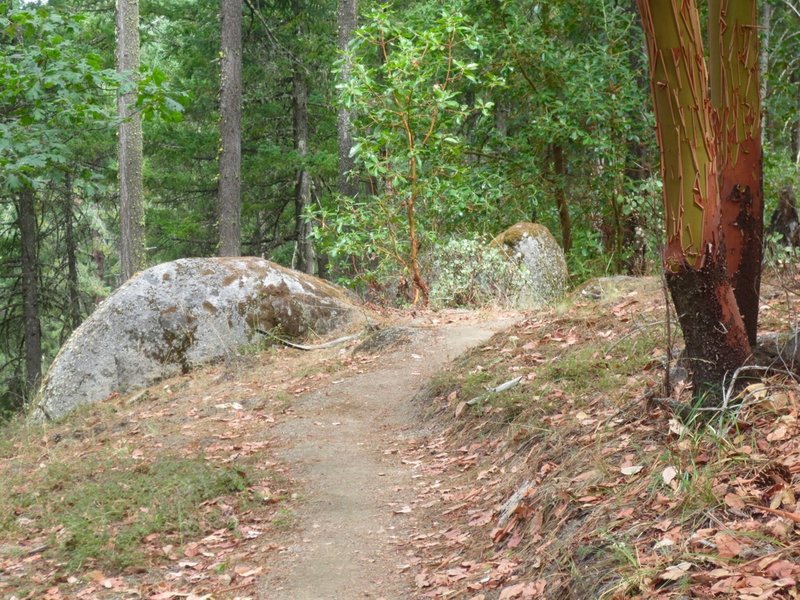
[3,274,800,600]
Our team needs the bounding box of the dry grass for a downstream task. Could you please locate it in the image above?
[406,273,800,599]
[0,342,367,600]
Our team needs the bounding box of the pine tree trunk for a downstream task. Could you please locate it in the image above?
[91,229,106,306]
[638,0,752,401]
[116,0,145,281]
[18,188,41,391]
[218,0,242,257]
[337,0,358,198]
[293,64,315,274]
[64,175,81,331]
[709,0,763,346]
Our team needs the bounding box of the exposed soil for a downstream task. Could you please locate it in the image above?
[8,274,800,600]
[0,309,519,600]
[262,312,519,599]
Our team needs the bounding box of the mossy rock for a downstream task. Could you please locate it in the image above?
[490,222,569,308]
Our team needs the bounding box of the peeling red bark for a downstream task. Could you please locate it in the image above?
[720,138,763,346]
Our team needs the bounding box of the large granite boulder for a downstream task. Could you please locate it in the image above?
[491,222,569,307]
[34,257,365,421]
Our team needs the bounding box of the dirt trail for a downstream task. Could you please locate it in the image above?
[262,313,517,600]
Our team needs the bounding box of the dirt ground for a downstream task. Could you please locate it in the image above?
[261,311,519,599]
[0,309,519,600]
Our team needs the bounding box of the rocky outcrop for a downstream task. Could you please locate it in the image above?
[34,257,365,421]
[491,222,569,307]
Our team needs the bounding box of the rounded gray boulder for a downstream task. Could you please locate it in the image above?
[34,257,365,421]
[491,222,569,307]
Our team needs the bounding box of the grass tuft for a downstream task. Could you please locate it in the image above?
[2,453,248,571]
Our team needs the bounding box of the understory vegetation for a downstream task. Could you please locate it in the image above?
[2,0,797,414]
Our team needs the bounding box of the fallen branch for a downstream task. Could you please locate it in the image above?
[466,376,524,406]
[748,504,800,524]
[255,329,360,351]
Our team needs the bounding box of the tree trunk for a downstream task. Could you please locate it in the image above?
[337,0,359,198]
[760,1,771,146]
[18,188,41,391]
[64,175,81,331]
[116,0,146,281]
[495,99,508,138]
[794,70,800,173]
[91,229,106,306]
[709,0,763,346]
[218,0,242,257]
[550,143,572,253]
[293,63,315,275]
[638,0,752,401]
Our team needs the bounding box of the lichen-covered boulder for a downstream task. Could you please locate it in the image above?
[491,222,569,307]
[34,257,365,421]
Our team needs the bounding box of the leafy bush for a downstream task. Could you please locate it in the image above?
[425,238,524,308]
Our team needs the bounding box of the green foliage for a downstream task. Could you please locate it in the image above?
[0,0,185,414]
[0,3,117,192]
[316,2,502,289]
[0,0,797,417]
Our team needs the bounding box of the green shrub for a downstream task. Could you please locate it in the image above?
[426,237,525,308]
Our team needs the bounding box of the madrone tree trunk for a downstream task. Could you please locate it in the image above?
[709,0,764,346]
[218,0,242,257]
[116,0,146,281]
[637,0,758,401]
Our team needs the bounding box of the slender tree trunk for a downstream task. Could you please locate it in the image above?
[794,71,800,172]
[550,143,572,253]
[293,63,315,274]
[218,0,242,257]
[760,2,771,146]
[623,140,648,275]
[638,0,752,401]
[337,0,358,198]
[709,0,763,346]
[91,229,106,306]
[495,99,508,138]
[116,0,145,281]
[18,188,41,390]
[64,175,81,330]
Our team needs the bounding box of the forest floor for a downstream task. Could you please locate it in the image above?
[4,272,800,599]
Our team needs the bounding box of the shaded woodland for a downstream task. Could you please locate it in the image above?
[1,0,799,414]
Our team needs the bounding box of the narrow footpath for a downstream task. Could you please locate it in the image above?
[262,314,517,599]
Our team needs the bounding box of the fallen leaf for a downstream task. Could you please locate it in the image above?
[768,426,788,442]
[233,565,263,578]
[498,583,525,599]
[659,561,693,581]
[724,492,746,511]
[620,465,643,476]
[714,532,743,558]
[668,419,688,436]
[661,466,677,485]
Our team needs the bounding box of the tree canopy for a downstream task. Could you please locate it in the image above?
[1,0,798,415]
